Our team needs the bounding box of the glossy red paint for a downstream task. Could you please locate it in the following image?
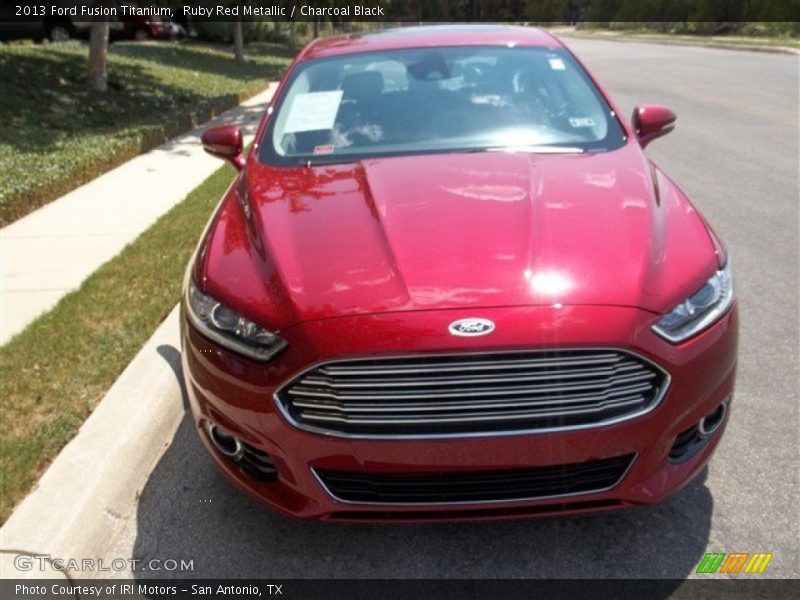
[115,13,169,41]
[201,126,245,171]
[633,105,678,148]
[182,25,738,521]
[201,145,718,332]
[297,24,559,61]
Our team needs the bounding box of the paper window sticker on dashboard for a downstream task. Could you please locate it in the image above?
[283,91,344,133]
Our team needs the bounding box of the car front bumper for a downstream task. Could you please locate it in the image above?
[180,303,738,522]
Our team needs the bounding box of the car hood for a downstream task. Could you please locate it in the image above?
[202,144,718,330]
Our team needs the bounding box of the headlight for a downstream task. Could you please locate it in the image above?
[652,261,734,343]
[185,281,287,361]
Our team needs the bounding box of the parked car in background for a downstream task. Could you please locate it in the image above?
[115,2,184,41]
[0,0,184,44]
[172,13,197,39]
[185,25,737,522]
[0,0,94,42]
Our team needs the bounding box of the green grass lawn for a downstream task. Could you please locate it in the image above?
[561,26,800,49]
[0,40,291,226]
[0,159,236,523]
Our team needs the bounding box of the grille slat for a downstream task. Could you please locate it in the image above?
[299,396,646,425]
[302,360,643,388]
[292,382,653,413]
[316,454,635,504]
[317,352,621,376]
[287,371,657,402]
[277,350,667,437]
[239,443,278,482]
[322,467,624,488]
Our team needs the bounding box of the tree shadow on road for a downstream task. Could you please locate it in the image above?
[136,346,712,584]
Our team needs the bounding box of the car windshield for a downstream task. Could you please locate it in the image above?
[262,45,626,165]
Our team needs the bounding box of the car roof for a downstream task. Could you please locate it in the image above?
[298,24,563,61]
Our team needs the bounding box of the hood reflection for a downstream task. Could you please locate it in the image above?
[525,269,575,298]
[208,145,709,328]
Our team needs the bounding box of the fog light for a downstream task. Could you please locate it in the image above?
[669,400,730,463]
[204,421,244,461]
[698,402,727,437]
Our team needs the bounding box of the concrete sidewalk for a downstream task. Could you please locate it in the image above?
[0,84,277,345]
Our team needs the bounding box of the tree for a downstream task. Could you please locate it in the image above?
[524,0,569,22]
[688,0,748,34]
[233,21,245,63]
[87,8,110,93]
[584,0,624,23]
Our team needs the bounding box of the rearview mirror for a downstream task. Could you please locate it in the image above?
[632,105,676,148]
[201,126,244,170]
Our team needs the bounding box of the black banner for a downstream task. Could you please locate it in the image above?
[2,579,800,600]
[2,0,800,23]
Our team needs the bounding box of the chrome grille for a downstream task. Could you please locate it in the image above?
[276,350,669,437]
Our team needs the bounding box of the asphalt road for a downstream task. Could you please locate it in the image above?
[123,39,799,580]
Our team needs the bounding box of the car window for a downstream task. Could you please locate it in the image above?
[262,46,626,165]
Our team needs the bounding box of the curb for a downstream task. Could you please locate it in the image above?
[557,32,799,55]
[0,306,184,580]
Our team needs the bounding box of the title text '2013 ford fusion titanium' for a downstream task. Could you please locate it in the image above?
[182,25,737,522]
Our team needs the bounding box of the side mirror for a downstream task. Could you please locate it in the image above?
[631,105,676,148]
[201,125,244,170]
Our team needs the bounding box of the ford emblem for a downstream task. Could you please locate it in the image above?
[448,318,496,337]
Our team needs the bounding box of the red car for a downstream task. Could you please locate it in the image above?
[116,3,183,41]
[183,25,737,522]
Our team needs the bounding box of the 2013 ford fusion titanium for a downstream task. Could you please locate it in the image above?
[181,25,737,522]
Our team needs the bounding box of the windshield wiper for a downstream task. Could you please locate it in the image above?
[488,145,585,154]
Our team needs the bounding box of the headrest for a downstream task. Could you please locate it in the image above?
[341,71,384,100]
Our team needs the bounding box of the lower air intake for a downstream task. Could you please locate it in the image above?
[315,454,635,504]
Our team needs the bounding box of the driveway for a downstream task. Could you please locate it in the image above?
[115,38,799,579]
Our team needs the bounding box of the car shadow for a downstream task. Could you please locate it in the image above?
[133,346,712,583]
